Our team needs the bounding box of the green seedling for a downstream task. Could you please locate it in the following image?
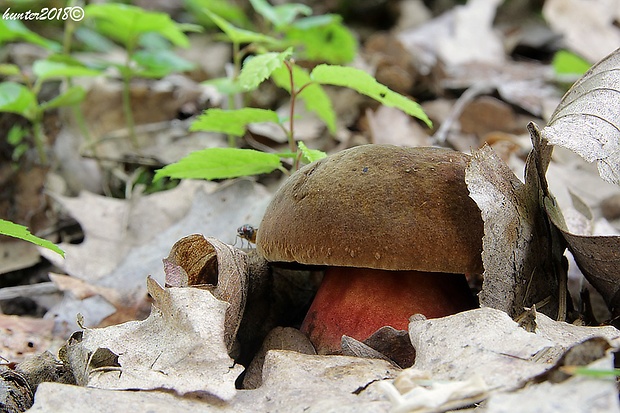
[84,3,201,144]
[154,55,431,182]
[0,219,65,258]
[0,58,101,164]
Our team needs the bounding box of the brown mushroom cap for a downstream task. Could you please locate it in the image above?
[257,144,483,274]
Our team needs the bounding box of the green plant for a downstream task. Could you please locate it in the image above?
[553,50,591,77]
[154,4,431,183]
[84,3,201,144]
[0,219,65,257]
[0,58,101,164]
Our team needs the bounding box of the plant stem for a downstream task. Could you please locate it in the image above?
[32,119,48,165]
[225,41,243,148]
[122,42,138,147]
[284,60,297,154]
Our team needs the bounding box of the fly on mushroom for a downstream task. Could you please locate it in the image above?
[236,224,258,248]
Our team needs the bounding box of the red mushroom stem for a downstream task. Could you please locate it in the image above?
[300,267,476,354]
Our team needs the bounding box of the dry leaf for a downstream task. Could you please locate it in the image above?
[164,235,248,352]
[407,307,620,391]
[62,277,243,400]
[242,327,315,389]
[543,0,620,63]
[542,46,620,185]
[465,141,561,318]
[0,315,55,361]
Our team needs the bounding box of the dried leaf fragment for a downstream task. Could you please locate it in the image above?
[543,46,620,185]
[62,277,243,401]
[465,143,560,318]
[163,235,248,352]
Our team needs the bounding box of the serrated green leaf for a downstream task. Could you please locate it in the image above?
[0,20,61,51]
[311,64,432,127]
[297,141,326,163]
[553,50,591,76]
[40,86,86,112]
[238,48,292,91]
[0,82,37,120]
[204,9,280,45]
[33,60,101,82]
[285,17,357,64]
[86,4,193,48]
[250,0,312,28]
[0,219,65,257]
[271,64,336,133]
[132,49,196,78]
[190,108,280,136]
[154,148,282,181]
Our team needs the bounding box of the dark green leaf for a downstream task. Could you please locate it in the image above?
[154,148,282,181]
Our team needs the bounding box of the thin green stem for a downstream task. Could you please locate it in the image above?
[122,43,138,147]
[32,118,48,165]
[284,60,297,154]
[225,41,243,148]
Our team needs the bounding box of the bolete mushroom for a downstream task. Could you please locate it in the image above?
[256,144,484,354]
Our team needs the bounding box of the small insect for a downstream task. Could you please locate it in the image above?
[236,224,258,247]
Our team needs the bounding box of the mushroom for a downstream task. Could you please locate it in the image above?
[256,144,484,354]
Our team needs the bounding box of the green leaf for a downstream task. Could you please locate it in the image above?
[40,86,86,112]
[0,20,61,51]
[237,48,292,91]
[250,0,312,28]
[204,9,280,45]
[553,50,591,76]
[311,64,432,127]
[0,219,65,257]
[271,64,336,133]
[297,141,326,163]
[203,77,246,95]
[33,60,101,82]
[132,49,196,78]
[285,16,357,64]
[86,4,194,48]
[0,64,20,76]
[190,108,280,136]
[154,148,282,181]
[0,82,37,120]
[185,0,250,28]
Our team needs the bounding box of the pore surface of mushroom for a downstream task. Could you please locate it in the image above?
[257,144,484,354]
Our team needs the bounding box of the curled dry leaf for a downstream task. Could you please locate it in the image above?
[465,139,562,319]
[542,46,620,185]
[543,190,620,320]
[61,277,243,401]
[163,235,248,353]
